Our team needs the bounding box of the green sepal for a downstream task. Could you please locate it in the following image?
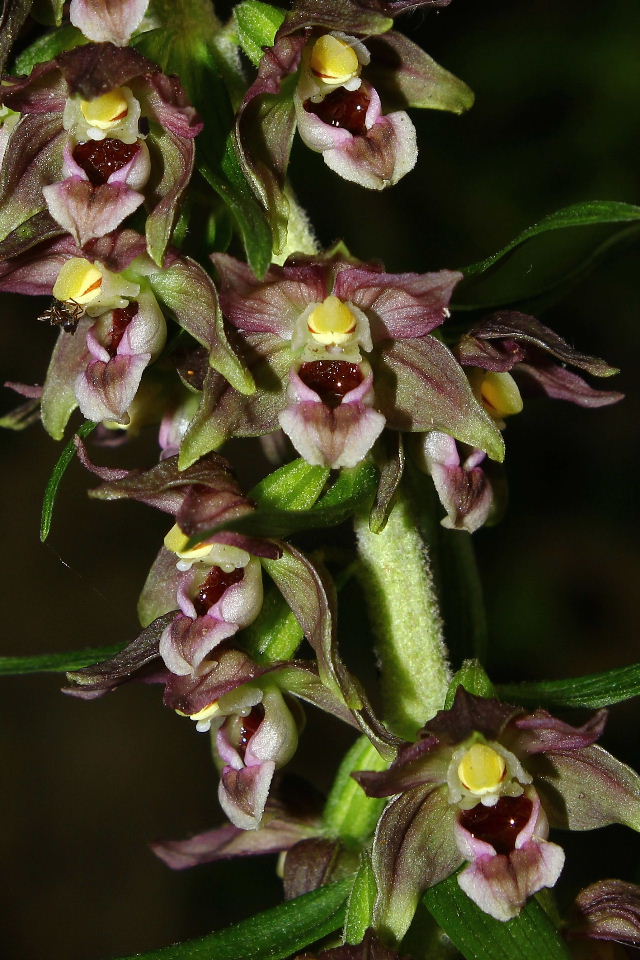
[423,875,571,960]
[234,0,287,67]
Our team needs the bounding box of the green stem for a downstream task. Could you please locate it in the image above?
[355,487,451,739]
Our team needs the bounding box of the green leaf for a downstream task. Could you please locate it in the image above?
[324,737,389,845]
[234,1,286,67]
[343,853,377,945]
[498,662,640,710]
[30,0,65,27]
[40,421,96,543]
[0,645,123,676]
[241,586,304,662]
[424,875,571,960]
[444,659,494,709]
[134,1,273,276]
[112,878,352,960]
[454,200,640,311]
[250,458,330,511]
[14,24,85,74]
[187,461,378,545]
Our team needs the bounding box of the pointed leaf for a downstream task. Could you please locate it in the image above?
[40,421,97,542]
[498,662,640,710]
[343,854,377,945]
[0,644,123,676]
[250,458,329,511]
[111,878,352,960]
[445,659,495,708]
[455,201,640,311]
[424,875,571,960]
[323,737,389,845]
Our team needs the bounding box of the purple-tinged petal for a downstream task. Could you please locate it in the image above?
[280,0,393,36]
[143,125,194,267]
[219,759,276,830]
[41,317,92,440]
[160,614,239,676]
[354,735,445,797]
[0,61,67,114]
[573,880,640,946]
[425,688,522,746]
[138,547,183,627]
[0,234,79,294]
[457,838,565,922]
[515,363,623,408]
[152,813,314,870]
[70,0,149,46]
[235,34,304,246]
[178,336,291,469]
[370,432,405,533]
[74,437,130,481]
[63,612,174,698]
[458,312,619,379]
[75,351,150,423]
[149,255,253,394]
[213,253,328,337]
[374,337,505,461]
[43,178,144,247]
[87,451,248,517]
[421,432,495,534]
[283,837,340,899]
[510,708,608,755]
[275,663,360,731]
[279,395,385,468]
[312,108,418,191]
[56,42,152,99]
[371,783,463,942]
[529,745,640,832]
[334,265,461,339]
[163,648,265,717]
[83,228,149,272]
[363,0,451,12]
[0,114,65,258]
[365,31,474,114]
[139,72,203,140]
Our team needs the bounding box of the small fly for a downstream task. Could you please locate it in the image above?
[38,298,84,334]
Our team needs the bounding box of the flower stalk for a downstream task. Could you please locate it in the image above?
[355,485,450,739]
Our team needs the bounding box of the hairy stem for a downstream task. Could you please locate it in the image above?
[355,487,450,739]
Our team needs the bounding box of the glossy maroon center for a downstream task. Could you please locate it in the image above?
[193,565,244,617]
[459,795,533,856]
[107,301,138,357]
[304,88,370,136]
[298,360,364,409]
[236,704,266,759]
[73,138,139,186]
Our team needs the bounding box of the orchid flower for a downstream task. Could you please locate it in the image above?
[355,688,640,936]
[178,252,503,475]
[0,43,201,264]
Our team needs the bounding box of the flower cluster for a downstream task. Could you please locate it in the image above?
[0,0,636,955]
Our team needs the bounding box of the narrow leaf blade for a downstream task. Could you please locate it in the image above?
[40,421,96,542]
[0,645,123,676]
[498,663,640,710]
[424,875,571,960]
[112,878,352,960]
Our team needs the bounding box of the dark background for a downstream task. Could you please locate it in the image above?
[1,0,639,957]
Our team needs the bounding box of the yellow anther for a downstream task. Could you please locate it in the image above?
[478,371,523,419]
[176,701,220,722]
[307,295,357,346]
[310,35,360,85]
[80,88,129,129]
[52,257,103,305]
[164,523,213,562]
[458,743,506,795]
